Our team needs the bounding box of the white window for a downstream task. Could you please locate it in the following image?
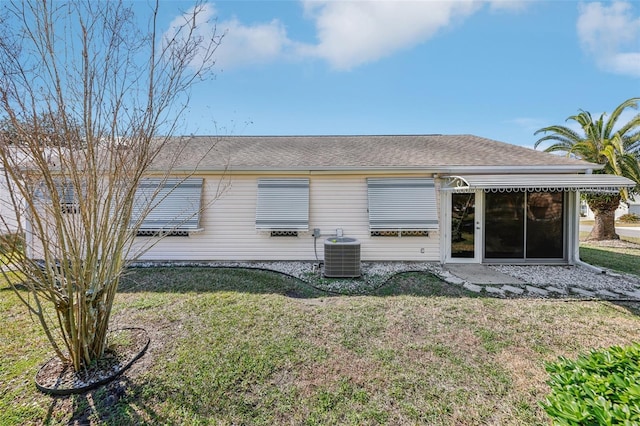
[33,179,81,214]
[367,178,438,233]
[256,178,309,231]
[57,180,79,214]
[131,178,203,235]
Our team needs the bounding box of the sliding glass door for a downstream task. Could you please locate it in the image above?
[485,192,525,258]
[525,192,565,258]
[484,191,564,260]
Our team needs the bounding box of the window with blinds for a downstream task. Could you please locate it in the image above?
[256,178,309,231]
[57,180,80,214]
[131,178,203,235]
[32,179,82,214]
[367,178,438,232]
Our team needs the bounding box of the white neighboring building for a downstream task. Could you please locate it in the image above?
[0,171,21,234]
[629,198,640,216]
[1,147,62,236]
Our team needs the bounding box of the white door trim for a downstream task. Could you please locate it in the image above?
[442,190,482,264]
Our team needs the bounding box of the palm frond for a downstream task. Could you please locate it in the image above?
[534,99,640,197]
[617,112,640,142]
[533,125,581,149]
[605,97,640,136]
[625,129,640,153]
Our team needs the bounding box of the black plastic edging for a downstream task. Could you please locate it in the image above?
[35,327,150,396]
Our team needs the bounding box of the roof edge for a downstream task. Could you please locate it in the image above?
[150,164,602,174]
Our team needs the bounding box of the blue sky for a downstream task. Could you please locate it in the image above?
[153,1,639,148]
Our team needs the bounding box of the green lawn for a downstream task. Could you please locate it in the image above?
[580,244,640,276]
[2,267,640,425]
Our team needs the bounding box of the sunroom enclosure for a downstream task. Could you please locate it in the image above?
[447,190,569,263]
[484,191,565,261]
[442,173,636,265]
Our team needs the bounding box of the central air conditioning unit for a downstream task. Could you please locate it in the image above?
[324,237,361,278]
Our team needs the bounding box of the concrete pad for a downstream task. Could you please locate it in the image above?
[502,285,525,295]
[571,288,596,298]
[526,286,549,297]
[619,290,640,299]
[441,273,466,285]
[463,282,482,293]
[546,286,567,295]
[485,286,506,297]
[444,264,526,285]
[596,289,620,299]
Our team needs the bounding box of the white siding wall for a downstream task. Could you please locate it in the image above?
[132,173,440,262]
[0,174,21,233]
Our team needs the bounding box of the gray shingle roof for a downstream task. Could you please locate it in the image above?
[149,134,594,172]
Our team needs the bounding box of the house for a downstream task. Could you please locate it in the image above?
[121,134,635,265]
[0,178,18,233]
[0,163,24,235]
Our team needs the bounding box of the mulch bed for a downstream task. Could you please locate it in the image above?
[35,327,149,395]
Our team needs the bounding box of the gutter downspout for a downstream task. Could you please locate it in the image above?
[572,190,605,274]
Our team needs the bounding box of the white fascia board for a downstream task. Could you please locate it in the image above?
[153,164,601,175]
[435,165,603,174]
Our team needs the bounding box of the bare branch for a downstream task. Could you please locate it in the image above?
[0,0,223,370]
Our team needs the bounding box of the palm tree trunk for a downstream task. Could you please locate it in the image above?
[586,194,620,241]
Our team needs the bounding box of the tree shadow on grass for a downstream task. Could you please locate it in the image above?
[118,267,481,299]
[43,377,167,425]
[611,300,640,317]
[580,247,640,277]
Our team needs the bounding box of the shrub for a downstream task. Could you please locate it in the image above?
[0,232,24,256]
[618,213,640,223]
[541,343,640,425]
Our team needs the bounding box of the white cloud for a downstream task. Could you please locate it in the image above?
[298,1,484,70]
[509,117,547,133]
[215,18,293,68]
[487,0,529,13]
[577,1,640,77]
[163,3,218,69]
[164,1,530,71]
[163,3,294,70]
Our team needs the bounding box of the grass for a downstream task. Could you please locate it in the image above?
[2,266,640,425]
[580,244,640,276]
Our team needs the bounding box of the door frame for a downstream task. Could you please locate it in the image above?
[442,190,483,263]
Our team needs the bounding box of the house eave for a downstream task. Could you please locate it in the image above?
[149,164,602,176]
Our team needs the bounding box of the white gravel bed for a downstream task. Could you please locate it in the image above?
[131,260,640,296]
[489,264,640,293]
[131,260,444,294]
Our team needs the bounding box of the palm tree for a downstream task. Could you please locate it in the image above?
[534,97,640,240]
